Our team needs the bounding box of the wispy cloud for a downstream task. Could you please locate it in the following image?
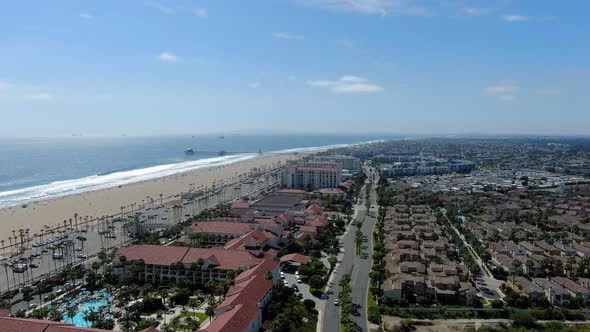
[307,75,384,94]
[485,85,519,94]
[485,84,519,101]
[79,13,94,20]
[502,14,529,22]
[0,81,53,101]
[292,0,430,17]
[147,2,207,17]
[158,52,181,63]
[27,93,53,101]
[193,8,208,17]
[272,33,304,40]
[248,82,261,89]
[462,7,488,16]
[147,1,175,14]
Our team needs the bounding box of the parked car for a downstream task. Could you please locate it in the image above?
[334,298,340,306]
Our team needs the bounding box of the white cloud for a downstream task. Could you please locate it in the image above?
[293,0,430,16]
[463,7,487,16]
[194,8,208,17]
[537,88,561,95]
[272,33,304,40]
[27,93,53,101]
[485,84,520,101]
[147,1,175,14]
[307,75,384,94]
[158,52,181,63]
[502,14,528,22]
[79,13,94,20]
[485,85,519,94]
[248,82,261,89]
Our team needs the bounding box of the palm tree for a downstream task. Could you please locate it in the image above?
[525,259,535,276]
[66,306,77,324]
[205,305,215,322]
[511,259,521,280]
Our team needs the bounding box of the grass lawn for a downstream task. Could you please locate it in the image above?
[170,311,209,330]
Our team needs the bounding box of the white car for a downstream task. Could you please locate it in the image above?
[283,280,289,287]
[295,271,299,276]
[334,299,340,306]
[297,278,302,283]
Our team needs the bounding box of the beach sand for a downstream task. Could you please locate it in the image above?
[0,152,304,247]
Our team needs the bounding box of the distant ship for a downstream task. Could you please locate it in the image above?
[219,135,225,139]
[218,150,227,156]
[185,148,195,155]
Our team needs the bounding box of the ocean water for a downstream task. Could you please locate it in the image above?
[0,134,395,207]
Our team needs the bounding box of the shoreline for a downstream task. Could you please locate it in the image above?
[0,151,307,249]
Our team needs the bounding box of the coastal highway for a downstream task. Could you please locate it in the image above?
[321,166,378,332]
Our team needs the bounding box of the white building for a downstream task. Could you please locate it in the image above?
[315,155,361,172]
[283,160,343,190]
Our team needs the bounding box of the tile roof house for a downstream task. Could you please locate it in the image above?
[279,253,310,265]
[532,278,571,306]
[552,276,590,302]
[507,276,546,307]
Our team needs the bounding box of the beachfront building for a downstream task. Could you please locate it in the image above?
[0,316,158,332]
[315,155,361,173]
[188,221,256,247]
[282,160,343,190]
[111,241,277,285]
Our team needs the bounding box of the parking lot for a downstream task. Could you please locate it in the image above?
[281,265,324,309]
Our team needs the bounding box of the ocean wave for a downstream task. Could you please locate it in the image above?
[0,140,377,208]
[0,154,257,208]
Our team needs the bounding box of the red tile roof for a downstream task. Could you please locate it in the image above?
[223,229,274,251]
[235,259,279,284]
[114,245,261,270]
[280,253,310,265]
[0,317,108,332]
[317,188,346,195]
[190,222,253,235]
[200,304,260,332]
[182,248,261,270]
[298,225,318,233]
[217,274,272,311]
[115,245,188,266]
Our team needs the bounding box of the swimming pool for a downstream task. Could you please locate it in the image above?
[62,292,112,327]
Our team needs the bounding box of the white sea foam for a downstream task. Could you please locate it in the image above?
[0,140,377,208]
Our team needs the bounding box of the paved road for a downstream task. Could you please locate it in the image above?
[322,166,378,332]
[442,209,505,301]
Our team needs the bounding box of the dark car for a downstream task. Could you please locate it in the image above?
[291,284,299,292]
[29,263,39,268]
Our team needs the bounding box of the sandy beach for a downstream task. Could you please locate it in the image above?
[0,152,305,248]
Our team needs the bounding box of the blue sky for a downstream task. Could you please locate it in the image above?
[0,0,588,136]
